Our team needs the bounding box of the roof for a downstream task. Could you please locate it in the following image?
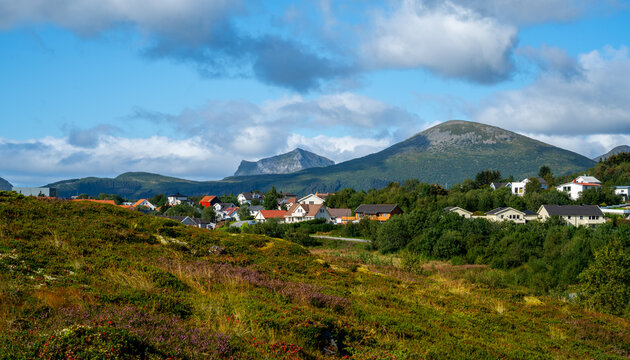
[354,204,401,215]
[224,207,239,216]
[168,193,187,198]
[491,182,508,189]
[539,205,604,216]
[523,210,538,216]
[306,204,324,217]
[616,186,630,189]
[486,207,524,215]
[247,205,264,212]
[200,195,217,204]
[240,192,253,200]
[297,194,325,203]
[328,208,351,218]
[445,206,472,214]
[72,199,117,206]
[258,210,286,219]
[132,199,147,207]
[575,176,601,184]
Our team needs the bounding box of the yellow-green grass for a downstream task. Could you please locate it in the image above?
[0,191,628,359]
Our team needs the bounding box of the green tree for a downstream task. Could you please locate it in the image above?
[238,206,252,220]
[149,194,167,208]
[263,186,280,210]
[524,178,542,194]
[474,170,501,188]
[374,216,409,253]
[578,239,630,315]
[201,206,217,222]
[538,166,551,178]
[164,203,198,217]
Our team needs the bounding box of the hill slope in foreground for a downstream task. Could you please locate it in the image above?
[1,192,628,359]
[48,121,595,198]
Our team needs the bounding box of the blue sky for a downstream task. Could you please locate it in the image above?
[1,0,629,186]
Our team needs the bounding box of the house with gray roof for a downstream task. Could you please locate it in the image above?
[537,205,605,227]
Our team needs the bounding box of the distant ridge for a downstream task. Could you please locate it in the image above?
[593,145,630,161]
[0,177,12,191]
[234,148,334,176]
[47,121,595,198]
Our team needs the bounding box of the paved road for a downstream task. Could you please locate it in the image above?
[311,235,369,243]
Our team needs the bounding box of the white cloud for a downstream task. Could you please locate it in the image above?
[361,0,517,83]
[0,0,239,43]
[521,133,630,159]
[2,92,428,186]
[474,46,630,135]
[286,134,392,163]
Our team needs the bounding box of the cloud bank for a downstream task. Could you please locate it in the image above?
[1,93,424,186]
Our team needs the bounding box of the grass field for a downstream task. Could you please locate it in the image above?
[0,191,628,359]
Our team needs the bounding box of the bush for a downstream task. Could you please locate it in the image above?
[374,216,409,254]
[578,238,630,315]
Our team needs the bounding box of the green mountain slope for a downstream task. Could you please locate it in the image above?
[593,145,630,161]
[235,148,335,176]
[47,121,595,198]
[1,192,628,358]
[0,177,11,191]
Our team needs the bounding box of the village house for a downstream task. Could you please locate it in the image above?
[254,210,286,223]
[327,208,352,224]
[297,194,326,205]
[615,186,630,201]
[444,206,473,219]
[483,207,538,224]
[167,193,189,206]
[556,176,602,200]
[213,202,236,212]
[284,203,331,223]
[237,192,264,205]
[200,195,220,208]
[246,205,264,217]
[537,205,606,227]
[161,216,214,229]
[509,177,548,196]
[353,204,403,222]
[131,199,156,211]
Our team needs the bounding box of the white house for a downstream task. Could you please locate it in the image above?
[237,192,264,205]
[444,206,473,219]
[537,205,606,227]
[131,199,156,211]
[167,193,189,206]
[483,207,537,224]
[297,194,326,205]
[509,177,548,196]
[284,203,331,223]
[556,176,602,200]
[615,186,630,201]
[327,208,352,224]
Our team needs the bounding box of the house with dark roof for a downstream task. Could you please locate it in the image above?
[327,208,352,224]
[167,193,189,206]
[353,204,403,222]
[537,205,606,227]
[237,192,264,205]
[490,182,509,190]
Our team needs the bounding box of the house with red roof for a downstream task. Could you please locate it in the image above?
[254,210,286,223]
[284,203,331,223]
[200,195,220,208]
[556,176,602,200]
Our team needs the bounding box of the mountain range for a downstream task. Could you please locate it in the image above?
[234,148,334,176]
[593,145,630,162]
[46,120,596,198]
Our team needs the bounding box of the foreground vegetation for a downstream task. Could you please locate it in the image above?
[1,191,628,359]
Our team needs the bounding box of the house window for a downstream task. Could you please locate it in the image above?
[580,216,583,220]
[567,216,571,219]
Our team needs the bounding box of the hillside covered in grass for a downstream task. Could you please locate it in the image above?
[1,191,628,359]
